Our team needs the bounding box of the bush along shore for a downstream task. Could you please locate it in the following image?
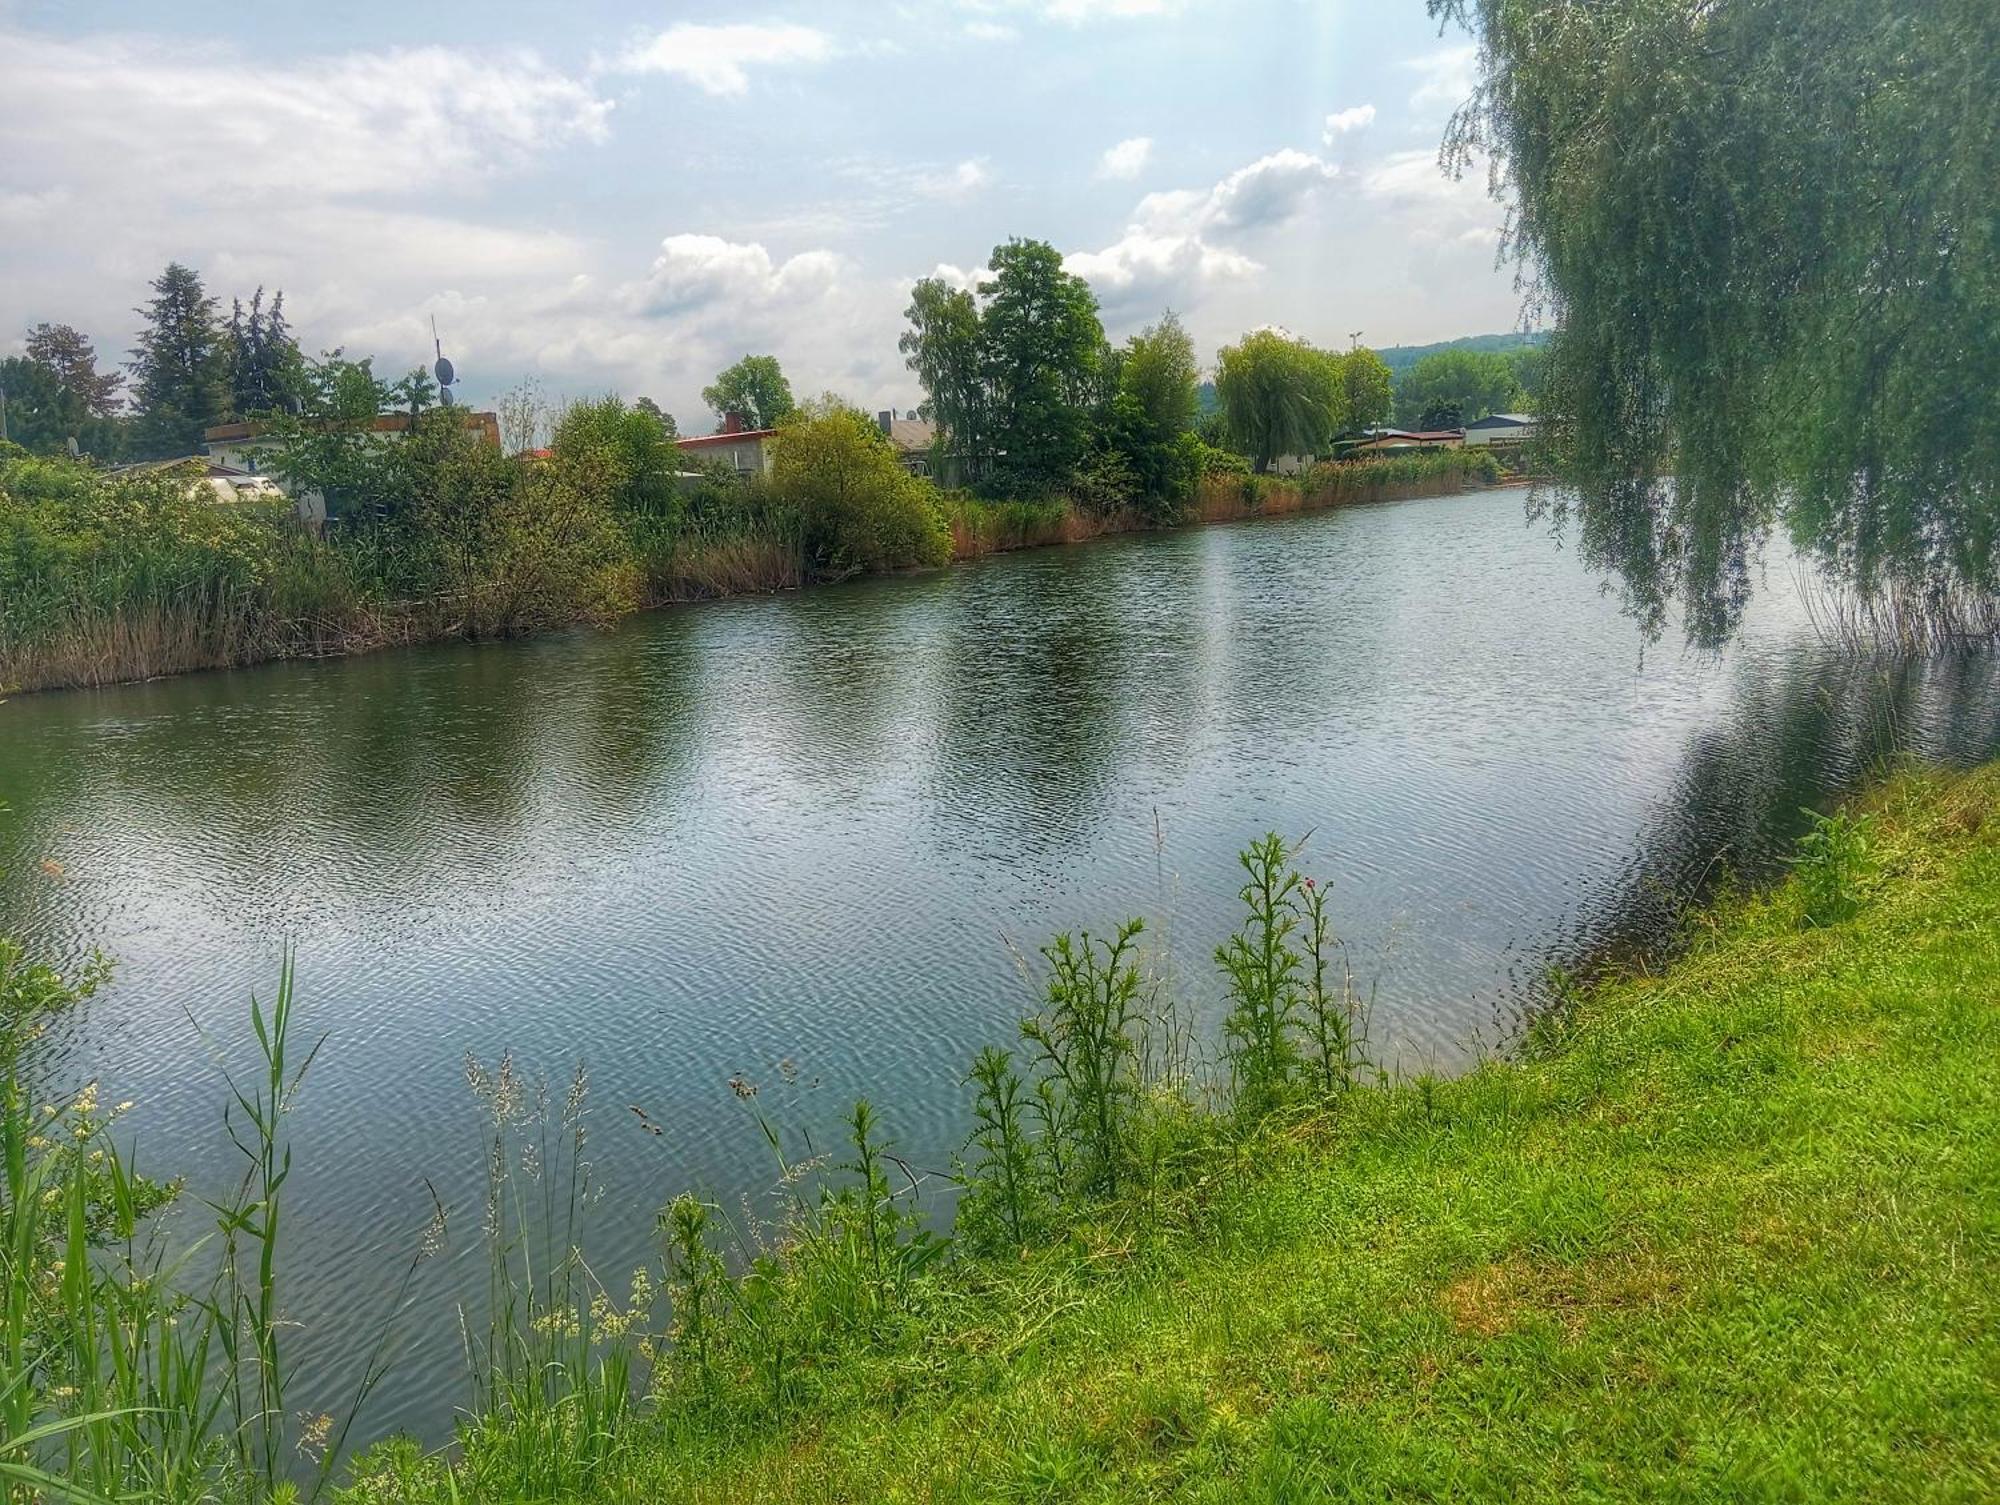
[4,762,1996,1501]
[0,408,1501,695]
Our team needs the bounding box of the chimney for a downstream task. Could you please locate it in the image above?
[722,411,747,436]
[877,410,894,436]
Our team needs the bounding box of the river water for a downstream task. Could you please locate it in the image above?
[4,486,1998,1444]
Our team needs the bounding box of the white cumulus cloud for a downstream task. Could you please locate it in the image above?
[1097,136,1154,180]
[613,22,835,96]
[1322,104,1376,140]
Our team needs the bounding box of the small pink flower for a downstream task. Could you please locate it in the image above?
[1303,877,1317,891]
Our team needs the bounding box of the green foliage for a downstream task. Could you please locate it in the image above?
[1340,347,1396,431]
[899,277,988,473]
[769,400,950,576]
[1788,808,1873,928]
[1435,0,2000,643]
[1215,330,1347,473]
[1299,877,1369,1097]
[1217,835,1307,1121]
[1392,348,1523,429]
[1105,311,1203,521]
[1375,330,1550,378]
[225,287,304,417]
[1021,922,1147,1200]
[902,239,1107,497]
[126,261,230,459]
[0,324,124,460]
[980,239,1107,495]
[958,1046,1046,1254]
[701,355,795,432]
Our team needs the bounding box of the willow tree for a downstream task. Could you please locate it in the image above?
[1433,0,2000,644]
[1215,330,1346,474]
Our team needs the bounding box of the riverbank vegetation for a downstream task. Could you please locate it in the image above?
[6,757,1995,1500]
[1,238,1525,696]
[0,418,1499,695]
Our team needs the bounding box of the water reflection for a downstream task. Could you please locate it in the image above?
[2,488,1997,1446]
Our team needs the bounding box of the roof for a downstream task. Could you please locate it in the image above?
[204,411,502,445]
[111,457,252,479]
[885,418,936,452]
[1465,412,1536,429]
[676,428,778,450]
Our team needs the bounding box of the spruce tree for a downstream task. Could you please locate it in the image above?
[128,261,227,457]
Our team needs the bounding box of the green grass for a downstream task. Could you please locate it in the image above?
[346,763,2000,1503]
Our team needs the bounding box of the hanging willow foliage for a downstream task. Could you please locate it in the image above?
[1432,0,2000,646]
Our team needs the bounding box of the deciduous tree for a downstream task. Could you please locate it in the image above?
[702,355,795,432]
[1433,0,2000,642]
[1215,330,1346,473]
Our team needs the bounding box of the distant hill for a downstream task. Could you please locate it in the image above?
[1196,333,1550,414]
[1377,331,1549,378]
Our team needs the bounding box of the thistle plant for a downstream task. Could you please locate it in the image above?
[1021,922,1146,1199]
[1218,835,1306,1122]
[959,1045,1044,1253]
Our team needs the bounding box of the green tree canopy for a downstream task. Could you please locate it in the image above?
[979,239,1106,494]
[633,396,679,440]
[225,288,304,418]
[1392,349,1522,429]
[1104,310,1203,520]
[900,240,1107,495]
[127,262,228,459]
[1340,348,1396,431]
[770,399,950,575]
[702,355,795,432]
[1,324,122,457]
[1434,0,2000,643]
[900,277,987,468]
[1215,329,1347,473]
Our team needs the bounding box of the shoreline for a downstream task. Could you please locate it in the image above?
[2,464,1521,700]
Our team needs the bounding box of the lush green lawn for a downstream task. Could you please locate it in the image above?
[357,766,2000,1503]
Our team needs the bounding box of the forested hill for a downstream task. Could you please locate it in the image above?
[1195,331,1549,414]
[1375,330,1548,378]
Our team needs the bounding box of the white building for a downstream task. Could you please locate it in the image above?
[1462,413,1538,448]
[675,414,778,477]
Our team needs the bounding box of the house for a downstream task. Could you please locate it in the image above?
[109,457,300,514]
[1350,428,1465,454]
[1462,413,1538,448]
[876,411,938,475]
[203,410,502,476]
[675,413,778,477]
[202,409,502,525]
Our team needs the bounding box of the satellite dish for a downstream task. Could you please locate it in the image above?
[440,387,456,407]
[434,355,456,388]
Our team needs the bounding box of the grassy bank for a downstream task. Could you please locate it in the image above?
[6,764,1996,1499]
[0,440,1501,695]
[326,762,1997,1504]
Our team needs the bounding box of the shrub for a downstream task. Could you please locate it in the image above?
[769,403,951,577]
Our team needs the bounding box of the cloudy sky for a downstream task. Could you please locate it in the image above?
[0,0,1525,427]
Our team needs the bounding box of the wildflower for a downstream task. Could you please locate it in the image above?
[728,1074,758,1101]
[1304,877,1317,891]
[72,1083,99,1116]
[297,1412,333,1462]
[115,1101,134,1114]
